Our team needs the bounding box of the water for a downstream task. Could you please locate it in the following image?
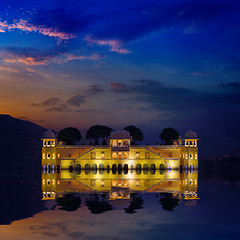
[0,167,239,240]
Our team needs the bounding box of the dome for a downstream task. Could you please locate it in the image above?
[185,129,197,139]
[43,129,56,138]
[110,130,131,139]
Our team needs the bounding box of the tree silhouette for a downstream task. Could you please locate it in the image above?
[124,125,143,144]
[85,194,113,214]
[124,193,144,214]
[57,194,81,211]
[159,193,180,211]
[57,127,82,145]
[86,125,112,144]
[160,128,179,145]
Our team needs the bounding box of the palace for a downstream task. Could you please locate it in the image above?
[42,129,198,172]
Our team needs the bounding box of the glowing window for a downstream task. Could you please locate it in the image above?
[42,153,46,159]
[57,153,60,159]
[136,152,140,159]
[112,152,117,159]
[47,153,51,159]
[185,153,188,159]
[190,154,193,159]
[135,180,140,186]
[101,180,105,187]
[52,153,55,159]
[145,152,150,159]
[195,154,198,159]
[91,180,96,186]
[101,152,105,159]
[91,152,96,159]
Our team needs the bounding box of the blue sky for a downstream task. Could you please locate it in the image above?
[0,0,240,155]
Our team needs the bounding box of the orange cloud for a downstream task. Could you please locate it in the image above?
[0,19,75,40]
[3,55,51,66]
[0,65,18,73]
[85,35,131,54]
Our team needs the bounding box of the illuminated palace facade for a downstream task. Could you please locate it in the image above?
[42,129,198,172]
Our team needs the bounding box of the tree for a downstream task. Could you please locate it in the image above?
[86,125,112,144]
[57,194,81,212]
[124,125,143,143]
[159,193,180,211]
[160,128,179,145]
[57,127,82,145]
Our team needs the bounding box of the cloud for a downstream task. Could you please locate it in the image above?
[0,65,18,73]
[42,97,61,106]
[0,47,102,66]
[85,36,131,54]
[1,47,55,66]
[45,104,70,112]
[86,85,104,95]
[110,82,132,92]
[190,72,214,77]
[55,53,102,64]
[67,95,86,106]
[32,97,60,107]
[0,19,75,40]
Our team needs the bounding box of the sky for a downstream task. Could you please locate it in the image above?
[0,0,240,155]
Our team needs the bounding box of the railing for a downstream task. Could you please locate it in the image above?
[111,146,129,151]
[55,144,182,148]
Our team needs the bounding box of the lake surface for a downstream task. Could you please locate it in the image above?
[0,166,239,240]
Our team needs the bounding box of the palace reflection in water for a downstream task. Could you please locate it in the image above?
[42,168,198,213]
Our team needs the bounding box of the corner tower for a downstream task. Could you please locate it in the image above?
[42,130,57,171]
[183,130,198,170]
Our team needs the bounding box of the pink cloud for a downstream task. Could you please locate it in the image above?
[190,72,214,77]
[3,54,51,66]
[1,50,102,66]
[0,19,75,40]
[85,35,131,54]
[110,82,129,91]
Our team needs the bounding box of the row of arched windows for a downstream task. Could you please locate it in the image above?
[74,163,164,170]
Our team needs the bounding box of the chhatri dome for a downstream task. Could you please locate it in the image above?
[110,129,131,139]
[43,129,56,139]
[185,129,197,139]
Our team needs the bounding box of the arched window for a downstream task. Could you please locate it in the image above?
[118,164,123,174]
[143,164,148,175]
[123,164,128,174]
[118,152,123,159]
[112,152,117,159]
[99,164,104,170]
[160,164,164,170]
[85,164,90,170]
[136,164,141,170]
[123,152,128,159]
[112,164,117,174]
[143,164,148,170]
[92,164,97,171]
[150,164,156,174]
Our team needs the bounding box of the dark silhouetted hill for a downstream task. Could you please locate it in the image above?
[0,114,46,168]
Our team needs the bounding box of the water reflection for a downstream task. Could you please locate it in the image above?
[42,169,198,213]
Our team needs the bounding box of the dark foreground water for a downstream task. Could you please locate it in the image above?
[0,166,240,240]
